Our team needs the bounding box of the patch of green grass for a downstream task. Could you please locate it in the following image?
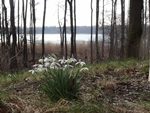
[68,101,114,113]
[0,91,9,101]
[0,71,32,87]
[87,59,139,75]
[139,62,149,74]
[138,101,150,111]
[41,69,81,102]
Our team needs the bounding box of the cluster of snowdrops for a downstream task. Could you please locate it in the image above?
[29,54,89,74]
[28,54,89,101]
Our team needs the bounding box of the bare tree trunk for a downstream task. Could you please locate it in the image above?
[17,0,20,49]
[148,0,150,59]
[67,0,74,57]
[73,0,77,59]
[95,0,100,62]
[9,0,18,70]
[141,0,147,59]
[144,0,148,59]
[63,0,68,59]
[109,0,115,59]
[42,0,47,58]
[114,0,118,58]
[0,14,1,46]
[148,0,150,81]
[22,0,28,67]
[102,0,105,59]
[32,0,36,63]
[127,0,143,58]
[1,0,6,48]
[90,0,93,63]
[3,0,9,47]
[30,0,33,59]
[120,0,125,58]
[58,5,64,58]
[149,0,150,56]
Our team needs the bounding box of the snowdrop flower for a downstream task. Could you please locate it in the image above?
[50,62,61,68]
[29,54,89,74]
[66,58,77,64]
[29,70,35,74]
[44,62,50,67]
[52,58,56,62]
[37,67,47,72]
[32,64,38,68]
[66,59,71,64]
[8,74,12,77]
[38,59,44,63]
[58,57,66,64]
[70,58,77,62]
[44,57,51,62]
[80,67,89,72]
[50,66,59,69]
[75,61,86,67]
[80,62,86,67]
[38,64,43,68]
[64,64,74,69]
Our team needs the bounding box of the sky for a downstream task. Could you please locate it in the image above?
[33,0,129,27]
[2,0,129,27]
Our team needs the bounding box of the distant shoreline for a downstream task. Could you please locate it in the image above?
[18,26,110,34]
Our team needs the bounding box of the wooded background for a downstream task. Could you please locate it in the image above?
[0,0,149,71]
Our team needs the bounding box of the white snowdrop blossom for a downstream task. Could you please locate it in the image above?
[29,54,89,74]
[8,74,12,77]
[37,67,47,72]
[38,59,44,63]
[29,70,35,74]
[64,64,74,69]
[58,57,66,64]
[38,64,43,68]
[75,61,86,67]
[80,67,89,72]
[66,58,77,64]
[32,64,38,68]
[48,57,56,62]
[80,62,86,67]
[44,62,50,67]
[44,57,51,62]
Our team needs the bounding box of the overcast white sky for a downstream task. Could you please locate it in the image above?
[34,0,129,27]
[2,0,129,27]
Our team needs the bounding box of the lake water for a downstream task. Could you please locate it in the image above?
[27,34,106,44]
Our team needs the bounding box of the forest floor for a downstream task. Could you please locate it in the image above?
[0,60,150,113]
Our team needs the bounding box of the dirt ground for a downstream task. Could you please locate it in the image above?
[0,63,150,113]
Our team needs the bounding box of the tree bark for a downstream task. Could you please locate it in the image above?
[58,4,64,58]
[148,0,150,59]
[22,0,28,67]
[109,0,115,59]
[17,0,20,49]
[102,0,105,59]
[63,0,68,59]
[95,0,100,62]
[9,0,18,70]
[127,0,143,58]
[68,0,74,57]
[114,0,118,58]
[90,0,93,63]
[73,0,77,59]
[42,0,47,58]
[32,0,36,63]
[120,0,125,58]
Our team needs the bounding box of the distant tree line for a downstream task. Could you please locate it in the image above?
[0,0,149,71]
